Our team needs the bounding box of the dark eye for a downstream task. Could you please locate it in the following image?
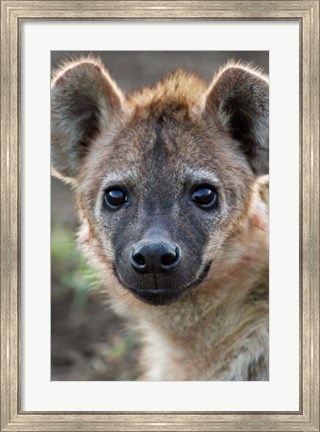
[104,188,128,210]
[191,185,218,209]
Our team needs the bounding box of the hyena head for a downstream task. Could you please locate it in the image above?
[51,57,268,307]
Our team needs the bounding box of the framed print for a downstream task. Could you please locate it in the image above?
[1,1,319,431]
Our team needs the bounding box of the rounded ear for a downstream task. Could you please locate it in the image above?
[51,58,124,182]
[205,63,269,175]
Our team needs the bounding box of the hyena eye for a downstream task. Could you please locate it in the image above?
[104,188,128,210]
[191,185,218,209]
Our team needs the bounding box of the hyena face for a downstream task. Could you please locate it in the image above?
[52,58,268,307]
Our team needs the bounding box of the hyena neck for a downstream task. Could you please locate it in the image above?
[138,276,268,380]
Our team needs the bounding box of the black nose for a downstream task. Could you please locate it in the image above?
[130,242,181,274]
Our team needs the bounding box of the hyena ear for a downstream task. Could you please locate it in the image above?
[205,63,269,175]
[51,58,124,182]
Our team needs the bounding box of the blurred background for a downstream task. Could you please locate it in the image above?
[51,51,269,381]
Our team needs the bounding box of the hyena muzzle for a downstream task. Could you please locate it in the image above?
[51,57,269,380]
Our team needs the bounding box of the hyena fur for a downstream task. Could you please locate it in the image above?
[51,57,269,381]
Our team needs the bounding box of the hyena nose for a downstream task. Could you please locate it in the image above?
[130,242,181,274]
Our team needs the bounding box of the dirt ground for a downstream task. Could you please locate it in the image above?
[51,280,141,381]
[51,51,269,381]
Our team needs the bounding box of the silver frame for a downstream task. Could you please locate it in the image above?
[1,1,319,431]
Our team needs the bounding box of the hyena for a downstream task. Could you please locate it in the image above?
[51,56,269,381]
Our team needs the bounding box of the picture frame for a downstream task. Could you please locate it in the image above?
[1,1,319,431]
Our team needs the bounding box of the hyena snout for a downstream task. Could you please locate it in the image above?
[130,242,182,275]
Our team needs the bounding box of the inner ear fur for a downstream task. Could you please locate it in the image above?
[205,63,269,175]
[51,58,124,181]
